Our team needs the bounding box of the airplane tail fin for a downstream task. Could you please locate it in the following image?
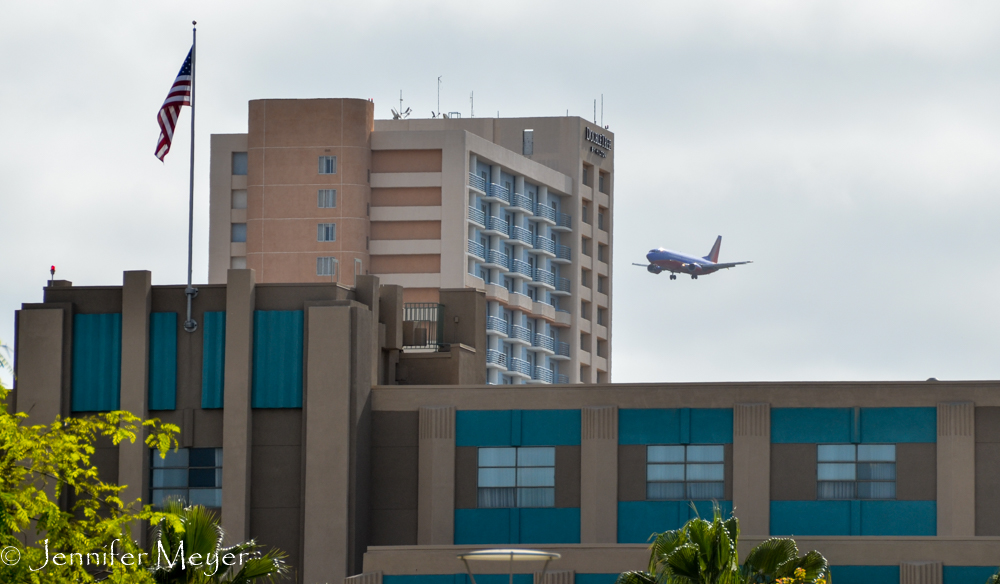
[703,236,722,263]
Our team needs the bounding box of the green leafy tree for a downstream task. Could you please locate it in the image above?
[615,506,829,584]
[0,383,180,583]
[148,500,287,583]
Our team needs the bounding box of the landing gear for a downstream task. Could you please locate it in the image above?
[669,274,677,280]
[691,275,698,280]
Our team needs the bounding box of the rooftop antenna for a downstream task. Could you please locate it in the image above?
[601,94,604,127]
[390,90,411,119]
[49,265,55,287]
[437,75,442,117]
[470,91,474,117]
[594,99,597,124]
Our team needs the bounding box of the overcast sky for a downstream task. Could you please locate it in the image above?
[3,1,999,386]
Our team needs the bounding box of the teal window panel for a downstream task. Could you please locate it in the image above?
[72,313,122,412]
[829,566,898,584]
[252,310,303,408]
[861,408,936,443]
[148,312,177,411]
[521,410,581,445]
[771,408,853,443]
[944,567,998,584]
[519,508,580,543]
[577,575,620,584]
[385,577,477,584]
[770,501,852,536]
[860,501,935,535]
[690,409,734,444]
[458,576,532,584]
[201,311,226,409]
[455,508,512,544]
[617,501,732,543]
[457,411,512,446]
[619,409,681,444]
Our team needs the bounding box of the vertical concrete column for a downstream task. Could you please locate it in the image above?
[14,309,65,421]
[303,305,353,583]
[119,270,151,544]
[733,403,770,535]
[900,562,942,584]
[222,269,255,544]
[937,402,975,536]
[354,275,381,383]
[581,406,618,542]
[417,405,456,544]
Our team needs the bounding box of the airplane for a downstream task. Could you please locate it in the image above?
[632,236,752,280]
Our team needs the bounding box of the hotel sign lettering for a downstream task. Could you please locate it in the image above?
[584,128,611,158]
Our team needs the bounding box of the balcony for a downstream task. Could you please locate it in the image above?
[532,333,555,354]
[402,303,443,348]
[552,277,571,295]
[551,342,570,360]
[469,173,487,193]
[509,357,531,377]
[557,374,570,384]
[533,204,556,224]
[484,183,510,205]
[533,268,555,289]
[510,225,532,246]
[510,259,532,278]
[468,206,486,227]
[482,216,509,238]
[486,349,507,369]
[486,316,509,336]
[511,193,533,214]
[483,249,510,271]
[534,236,556,257]
[509,324,531,345]
[553,212,572,232]
[532,366,554,384]
[553,245,571,263]
[467,239,485,260]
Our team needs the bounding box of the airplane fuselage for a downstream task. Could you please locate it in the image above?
[646,248,721,275]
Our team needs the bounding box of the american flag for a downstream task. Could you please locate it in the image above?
[155,47,193,161]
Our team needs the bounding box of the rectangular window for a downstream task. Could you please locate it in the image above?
[478,446,555,508]
[319,155,337,174]
[597,275,607,294]
[231,223,247,243]
[598,173,607,194]
[582,204,591,224]
[232,152,248,175]
[598,243,607,263]
[317,256,338,276]
[817,444,895,500]
[318,189,337,208]
[151,447,222,507]
[597,307,606,326]
[231,189,247,209]
[318,223,336,241]
[582,165,591,186]
[598,209,606,231]
[647,445,724,500]
[231,257,247,269]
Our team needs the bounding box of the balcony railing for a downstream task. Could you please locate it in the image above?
[468,206,486,226]
[487,249,510,269]
[510,226,532,245]
[512,194,533,213]
[511,259,532,278]
[469,173,487,192]
[534,204,556,222]
[533,333,555,352]
[509,357,531,376]
[510,325,531,344]
[489,183,511,204]
[532,366,554,383]
[556,212,572,229]
[555,278,571,293]
[557,374,569,384]
[467,240,485,260]
[535,236,556,255]
[487,216,509,236]
[486,349,506,367]
[533,268,555,287]
[487,316,509,336]
[556,245,571,261]
[557,342,570,357]
[403,303,443,348]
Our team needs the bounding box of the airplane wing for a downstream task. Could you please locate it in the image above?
[710,261,753,269]
[631,263,649,267]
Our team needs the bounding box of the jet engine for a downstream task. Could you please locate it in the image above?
[646,264,663,274]
[685,263,699,273]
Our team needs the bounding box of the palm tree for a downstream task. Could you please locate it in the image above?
[615,506,828,584]
[149,501,288,584]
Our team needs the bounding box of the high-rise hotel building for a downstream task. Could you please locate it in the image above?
[208,99,614,384]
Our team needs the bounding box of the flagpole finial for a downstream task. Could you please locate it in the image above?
[192,20,197,26]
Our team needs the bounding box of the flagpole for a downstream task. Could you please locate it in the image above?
[183,21,199,333]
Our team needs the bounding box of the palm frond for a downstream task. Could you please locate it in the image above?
[615,571,657,584]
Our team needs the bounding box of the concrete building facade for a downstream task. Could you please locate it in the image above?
[11,271,1000,584]
[208,99,614,384]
